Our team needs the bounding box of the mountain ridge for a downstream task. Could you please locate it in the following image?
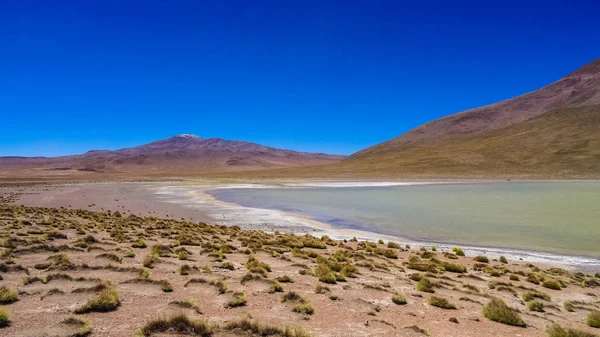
[0,134,344,178]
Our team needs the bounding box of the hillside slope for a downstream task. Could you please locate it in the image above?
[345,58,600,178]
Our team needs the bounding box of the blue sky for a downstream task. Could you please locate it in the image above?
[1,0,599,156]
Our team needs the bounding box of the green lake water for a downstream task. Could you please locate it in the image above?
[210,182,600,258]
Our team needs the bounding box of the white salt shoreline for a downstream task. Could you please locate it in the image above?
[153,182,600,273]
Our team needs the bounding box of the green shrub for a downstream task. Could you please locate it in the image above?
[588,310,600,328]
[547,324,597,337]
[499,256,508,264]
[429,296,456,309]
[392,295,407,305]
[482,298,526,327]
[0,286,18,304]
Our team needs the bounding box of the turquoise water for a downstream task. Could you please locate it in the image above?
[210,182,600,258]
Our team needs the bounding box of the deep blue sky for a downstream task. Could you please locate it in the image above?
[1,0,599,156]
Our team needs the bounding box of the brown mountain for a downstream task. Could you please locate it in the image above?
[342,58,600,178]
[0,134,344,179]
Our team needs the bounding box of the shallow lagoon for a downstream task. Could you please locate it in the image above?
[211,182,600,258]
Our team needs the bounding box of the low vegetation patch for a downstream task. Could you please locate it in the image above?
[473,256,489,263]
[417,277,435,293]
[547,324,597,337]
[169,299,202,314]
[0,306,9,328]
[588,310,600,328]
[443,263,466,273]
[62,315,93,337]
[527,300,544,312]
[543,279,562,290]
[482,298,526,327]
[138,313,213,337]
[392,295,407,305]
[74,285,120,314]
[224,318,313,337]
[428,296,456,309]
[0,286,18,304]
[227,292,247,308]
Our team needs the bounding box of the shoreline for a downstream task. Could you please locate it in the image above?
[2,180,598,272]
[154,182,600,273]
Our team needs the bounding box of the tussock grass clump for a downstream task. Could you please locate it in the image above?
[499,256,508,264]
[151,245,172,258]
[74,285,120,314]
[387,241,400,249]
[417,277,435,293]
[392,295,407,305]
[314,284,330,294]
[179,264,192,275]
[527,300,544,312]
[95,253,122,264]
[473,256,489,263]
[142,255,159,268]
[62,315,92,336]
[293,301,314,315]
[564,300,575,312]
[123,278,173,292]
[246,255,271,275]
[0,286,18,304]
[227,292,247,308]
[547,324,597,337]
[210,279,228,294]
[131,239,147,248]
[270,281,283,293]
[443,263,466,273]
[428,296,456,309]
[588,310,600,328]
[406,256,439,273]
[169,299,202,314]
[224,318,313,337]
[543,279,562,290]
[138,313,213,337]
[0,306,9,328]
[482,298,526,327]
[452,247,465,256]
[281,291,302,303]
[276,275,293,283]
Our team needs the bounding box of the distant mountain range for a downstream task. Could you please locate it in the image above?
[3,59,599,180]
[341,58,600,178]
[0,134,344,178]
